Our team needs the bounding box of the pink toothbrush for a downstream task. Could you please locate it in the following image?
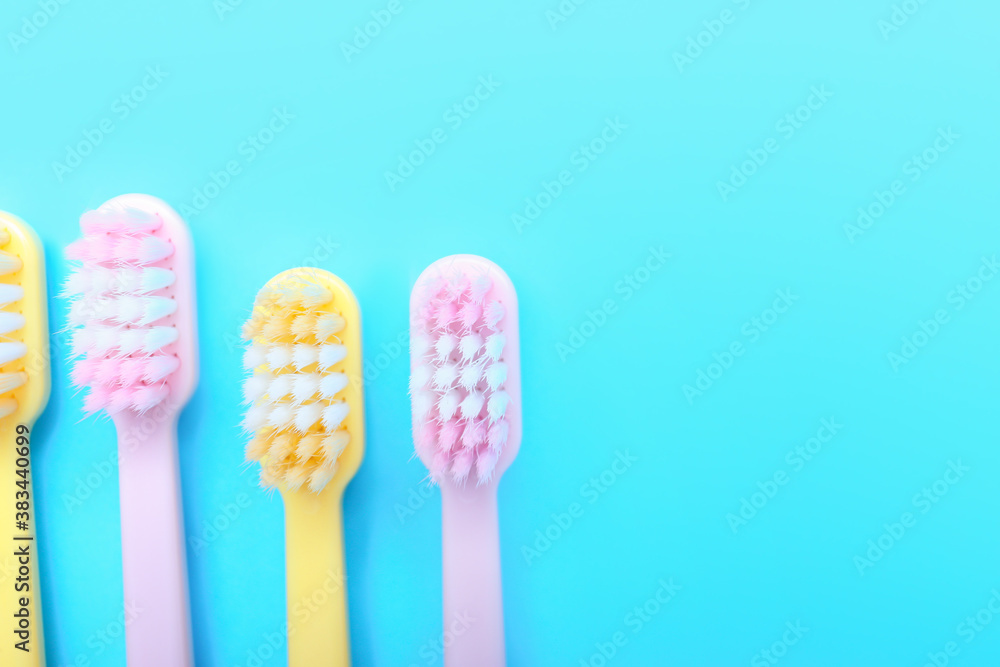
[65,194,197,666]
[410,255,522,667]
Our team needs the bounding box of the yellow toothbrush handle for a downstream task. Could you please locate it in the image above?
[284,483,351,666]
[0,418,44,667]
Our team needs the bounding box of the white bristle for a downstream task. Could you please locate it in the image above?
[0,251,22,276]
[484,363,507,391]
[139,267,175,292]
[459,362,482,391]
[318,344,347,370]
[413,391,435,419]
[438,391,460,421]
[484,333,505,361]
[293,344,319,369]
[267,345,294,369]
[460,392,485,420]
[0,313,25,336]
[0,372,27,394]
[411,334,432,358]
[294,403,323,432]
[137,297,177,324]
[113,296,146,323]
[118,329,147,355]
[0,284,24,304]
[243,344,267,369]
[322,402,350,431]
[269,375,293,401]
[410,365,432,392]
[243,404,270,431]
[433,363,458,389]
[436,334,457,361]
[292,374,321,403]
[459,334,482,362]
[319,373,349,398]
[268,404,295,430]
[142,327,178,353]
[243,373,273,403]
[487,391,510,422]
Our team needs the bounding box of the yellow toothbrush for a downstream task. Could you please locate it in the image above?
[242,267,365,665]
[0,212,50,667]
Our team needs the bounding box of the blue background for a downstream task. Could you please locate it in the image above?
[1,0,998,664]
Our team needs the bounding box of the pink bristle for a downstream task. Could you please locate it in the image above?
[476,449,499,485]
[487,420,509,454]
[461,420,485,450]
[82,386,112,414]
[94,358,122,386]
[451,448,474,483]
[144,355,180,383]
[65,238,92,262]
[438,420,462,453]
[415,422,438,458]
[108,387,135,414]
[444,276,470,301]
[431,450,451,477]
[114,237,142,261]
[132,384,168,413]
[70,358,100,387]
[434,301,458,329]
[119,358,147,386]
[458,301,482,330]
[136,236,174,264]
[86,236,119,263]
[81,209,161,235]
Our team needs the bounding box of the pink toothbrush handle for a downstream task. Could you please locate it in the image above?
[440,483,506,667]
[115,411,193,666]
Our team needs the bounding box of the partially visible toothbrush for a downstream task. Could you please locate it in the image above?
[409,255,522,667]
[242,267,365,666]
[64,195,198,666]
[0,212,51,667]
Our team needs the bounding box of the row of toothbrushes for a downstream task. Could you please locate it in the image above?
[0,194,520,667]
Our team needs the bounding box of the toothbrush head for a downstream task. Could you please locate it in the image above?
[242,268,365,494]
[410,255,522,486]
[0,212,50,424]
[64,194,198,417]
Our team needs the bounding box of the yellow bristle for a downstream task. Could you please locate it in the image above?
[245,434,272,462]
[308,462,338,494]
[285,464,312,491]
[291,314,316,340]
[315,313,345,340]
[297,433,323,461]
[268,432,296,463]
[321,431,350,463]
[261,318,287,341]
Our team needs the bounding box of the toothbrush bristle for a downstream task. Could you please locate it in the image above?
[242,271,353,493]
[0,230,27,416]
[411,269,513,485]
[65,207,180,415]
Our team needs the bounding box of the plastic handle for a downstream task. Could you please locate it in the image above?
[440,482,506,667]
[0,418,45,667]
[284,484,351,666]
[114,411,193,667]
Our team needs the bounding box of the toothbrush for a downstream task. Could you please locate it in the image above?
[242,267,365,666]
[0,212,51,667]
[409,255,522,667]
[64,194,198,666]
